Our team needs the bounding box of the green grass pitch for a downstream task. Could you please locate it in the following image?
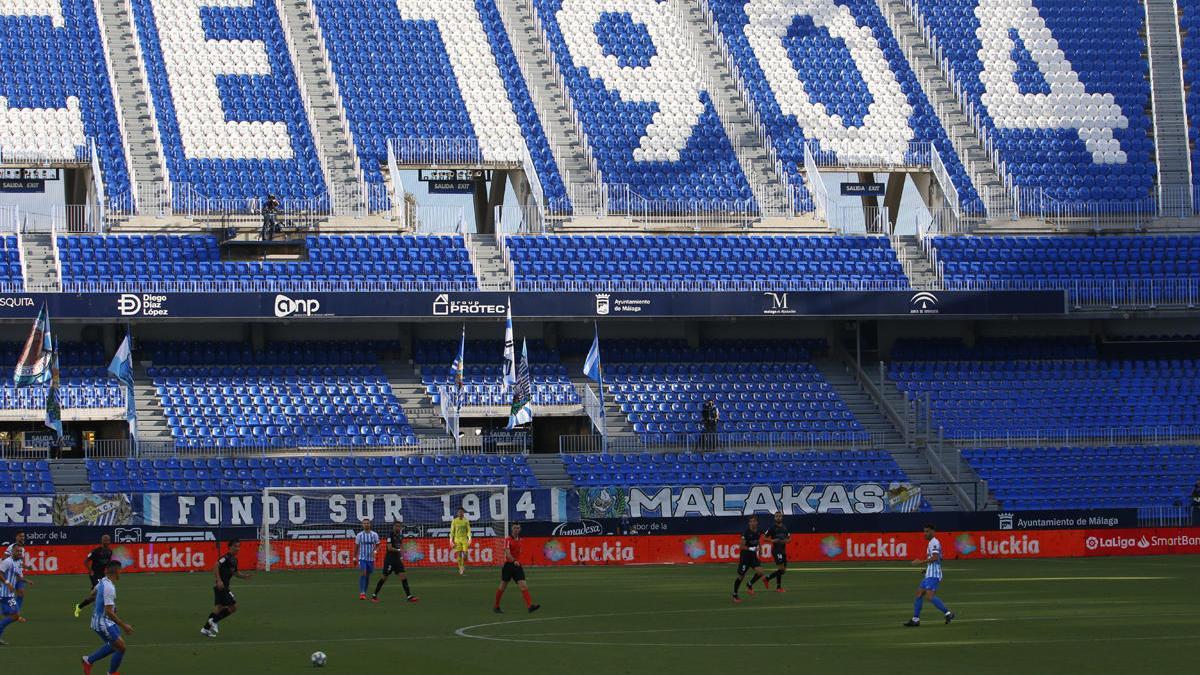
[6,556,1198,674]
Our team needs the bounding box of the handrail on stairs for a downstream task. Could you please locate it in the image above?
[833,345,981,511]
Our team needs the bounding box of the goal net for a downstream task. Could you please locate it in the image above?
[258,485,509,572]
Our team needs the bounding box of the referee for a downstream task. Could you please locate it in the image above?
[74,534,112,617]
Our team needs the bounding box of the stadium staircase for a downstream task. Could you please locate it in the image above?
[1145,0,1194,217]
[278,0,364,212]
[565,370,636,440]
[19,232,60,292]
[677,0,791,217]
[498,0,603,213]
[876,0,1007,215]
[383,364,449,440]
[869,361,998,510]
[890,235,939,290]
[525,454,574,488]
[813,355,961,511]
[96,0,169,217]
[132,362,173,444]
[467,234,514,291]
[49,459,91,493]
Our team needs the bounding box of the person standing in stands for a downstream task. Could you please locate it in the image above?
[261,194,280,240]
[701,398,720,450]
[1191,480,1200,521]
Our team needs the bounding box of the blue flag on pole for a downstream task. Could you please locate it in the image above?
[14,304,53,388]
[583,325,602,384]
[108,334,134,386]
[583,323,605,423]
[108,333,138,436]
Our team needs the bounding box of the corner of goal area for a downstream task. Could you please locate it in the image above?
[256,484,513,571]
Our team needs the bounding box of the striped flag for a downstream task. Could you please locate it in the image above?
[583,323,605,421]
[44,336,62,439]
[506,339,533,429]
[108,333,138,439]
[451,325,466,390]
[502,302,516,388]
[13,304,52,388]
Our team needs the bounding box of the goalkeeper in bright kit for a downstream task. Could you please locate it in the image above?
[449,507,471,575]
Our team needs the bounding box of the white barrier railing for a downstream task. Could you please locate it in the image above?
[583,383,606,437]
[930,145,960,218]
[0,143,92,166]
[602,183,759,226]
[804,140,932,170]
[803,142,828,220]
[558,432,887,454]
[412,205,469,234]
[958,427,1200,448]
[940,277,1200,309]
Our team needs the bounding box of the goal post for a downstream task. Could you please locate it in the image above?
[258,485,509,572]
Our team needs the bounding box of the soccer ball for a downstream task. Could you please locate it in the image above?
[311,651,327,667]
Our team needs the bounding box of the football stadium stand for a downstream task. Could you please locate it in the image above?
[416,340,581,407]
[0,460,54,495]
[144,342,417,449]
[604,340,868,443]
[931,235,1200,304]
[707,0,977,208]
[0,0,129,193]
[504,234,908,290]
[310,0,565,204]
[887,339,1200,440]
[0,342,124,413]
[86,454,537,493]
[531,0,756,209]
[964,445,1200,510]
[129,0,327,202]
[912,0,1156,206]
[0,237,23,290]
[57,234,477,291]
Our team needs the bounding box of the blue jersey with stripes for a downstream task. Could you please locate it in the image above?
[925,537,943,580]
[355,531,380,563]
[91,578,117,631]
[0,557,18,599]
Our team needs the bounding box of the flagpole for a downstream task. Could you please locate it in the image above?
[128,324,139,459]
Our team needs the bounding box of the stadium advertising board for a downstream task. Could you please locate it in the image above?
[0,289,1067,320]
[0,484,922,528]
[6,528,1198,575]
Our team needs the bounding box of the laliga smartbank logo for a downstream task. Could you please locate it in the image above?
[683,537,706,560]
[402,540,424,563]
[954,534,977,556]
[820,536,843,558]
[542,540,568,562]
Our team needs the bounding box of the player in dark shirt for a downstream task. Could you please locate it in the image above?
[371,521,418,603]
[201,539,251,638]
[761,511,790,592]
[732,515,765,603]
[74,535,113,617]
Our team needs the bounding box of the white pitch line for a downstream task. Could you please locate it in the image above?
[973,576,1172,582]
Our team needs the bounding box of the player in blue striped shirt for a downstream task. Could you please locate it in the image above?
[82,560,133,675]
[905,524,954,627]
[355,519,381,600]
[0,545,30,645]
